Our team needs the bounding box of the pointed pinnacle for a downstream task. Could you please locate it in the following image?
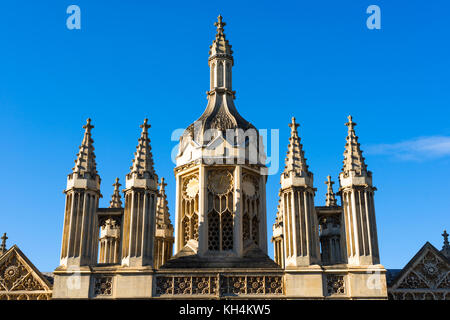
[325,175,337,207]
[109,177,122,208]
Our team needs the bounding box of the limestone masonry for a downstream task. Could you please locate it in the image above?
[1,16,448,300]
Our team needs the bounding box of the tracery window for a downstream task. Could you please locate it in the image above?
[242,174,260,248]
[181,174,199,246]
[207,169,234,251]
[319,215,342,265]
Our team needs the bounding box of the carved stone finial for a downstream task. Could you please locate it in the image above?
[140,118,151,132]
[345,115,356,131]
[325,176,337,207]
[0,233,8,254]
[214,14,226,34]
[160,177,167,192]
[443,230,449,244]
[288,117,299,132]
[442,230,450,258]
[83,118,94,132]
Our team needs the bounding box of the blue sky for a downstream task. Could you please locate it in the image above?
[0,0,449,271]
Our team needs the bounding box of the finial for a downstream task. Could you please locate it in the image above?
[160,177,167,192]
[215,14,226,34]
[442,230,450,258]
[113,177,121,188]
[83,118,94,131]
[140,118,151,132]
[443,230,449,247]
[0,233,8,253]
[345,115,356,131]
[288,116,299,131]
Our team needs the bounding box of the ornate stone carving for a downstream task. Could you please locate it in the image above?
[397,251,449,289]
[155,274,283,296]
[326,274,345,295]
[0,247,52,300]
[156,276,218,296]
[93,276,113,296]
[220,275,283,296]
[183,177,199,199]
[192,277,217,295]
[208,170,233,196]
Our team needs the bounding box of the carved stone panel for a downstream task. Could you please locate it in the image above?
[93,276,113,296]
[326,274,345,295]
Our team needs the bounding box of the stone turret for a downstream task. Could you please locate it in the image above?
[339,115,380,265]
[121,119,158,267]
[60,118,101,268]
[280,117,320,267]
[171,16,269,263]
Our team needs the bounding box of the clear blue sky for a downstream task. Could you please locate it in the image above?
[1,0,449,272]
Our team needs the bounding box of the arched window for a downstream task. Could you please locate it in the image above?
[207,169,234,251]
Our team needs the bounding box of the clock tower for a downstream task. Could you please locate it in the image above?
[172,15,269,261]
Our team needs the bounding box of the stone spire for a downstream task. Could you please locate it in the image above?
[109,178,122,208]
[0,233,7,255]
[181,15,256,146]
[282,117,310,178]
[342,115,368,177]
[441,230,450,258]
[73,118,98,179]
[209,14,233,59]
[325,175,337,207]
[128,119,157,180]
[156,177,173,231]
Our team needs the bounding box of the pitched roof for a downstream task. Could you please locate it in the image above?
[0,245,53,293]
[388,241,450,289]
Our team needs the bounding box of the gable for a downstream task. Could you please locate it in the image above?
[389,242,449,290]
[0,245,52,300]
